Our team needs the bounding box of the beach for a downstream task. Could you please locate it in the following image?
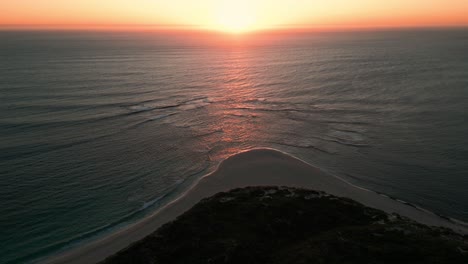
[44,148,468,264]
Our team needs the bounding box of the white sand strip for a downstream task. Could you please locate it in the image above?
[44,148,468,264]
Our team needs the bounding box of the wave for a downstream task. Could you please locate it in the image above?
[266,130,369,150]
[1,96,211,133]
[0,134,114,162]
[228,104,383,117]
[26,162,211,264]
[324,139,369,148]
[127,113,179,130]
[266,141,334,154]
[1,97,214,161]
[126,96,210,112]
[139,181,184,211]
[192,129,224,138]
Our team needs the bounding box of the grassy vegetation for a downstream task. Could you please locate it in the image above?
[103,186,468,264]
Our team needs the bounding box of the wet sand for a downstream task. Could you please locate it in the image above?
[44,148,468,264]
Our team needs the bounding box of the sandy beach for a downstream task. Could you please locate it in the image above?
[44,148,468,264]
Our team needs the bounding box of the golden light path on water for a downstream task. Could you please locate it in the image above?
[207,46,266,160]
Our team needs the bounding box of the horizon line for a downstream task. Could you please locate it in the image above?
[1,23,468,33]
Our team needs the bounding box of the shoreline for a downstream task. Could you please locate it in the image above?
[43,148,468,264]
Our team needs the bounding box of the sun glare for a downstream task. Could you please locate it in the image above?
[214,0,258,33]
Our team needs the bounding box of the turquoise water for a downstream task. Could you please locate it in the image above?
[1,29,468,263]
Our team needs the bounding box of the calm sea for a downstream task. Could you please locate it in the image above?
[1,29,467,263]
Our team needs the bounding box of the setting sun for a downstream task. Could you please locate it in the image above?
[214,0,258,33]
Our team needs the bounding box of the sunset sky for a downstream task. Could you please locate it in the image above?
[2,0,468,32]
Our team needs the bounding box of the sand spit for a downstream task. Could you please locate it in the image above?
[44,148,468,264]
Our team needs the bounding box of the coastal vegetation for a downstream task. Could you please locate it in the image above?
[103,186,468,264]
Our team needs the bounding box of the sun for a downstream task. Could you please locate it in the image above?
[214,0,258,33]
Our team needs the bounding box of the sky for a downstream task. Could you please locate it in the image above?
[2,0,468,32]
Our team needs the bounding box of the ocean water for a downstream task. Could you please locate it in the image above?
[1,29,468,263]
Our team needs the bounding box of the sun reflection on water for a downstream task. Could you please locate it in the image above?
[204,49,267,161]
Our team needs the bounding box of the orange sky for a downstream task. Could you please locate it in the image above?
[2,0,468,32]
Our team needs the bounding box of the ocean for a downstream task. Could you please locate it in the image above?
[1,29,467,263]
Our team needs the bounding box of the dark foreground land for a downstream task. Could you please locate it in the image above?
[103,186,467,264]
